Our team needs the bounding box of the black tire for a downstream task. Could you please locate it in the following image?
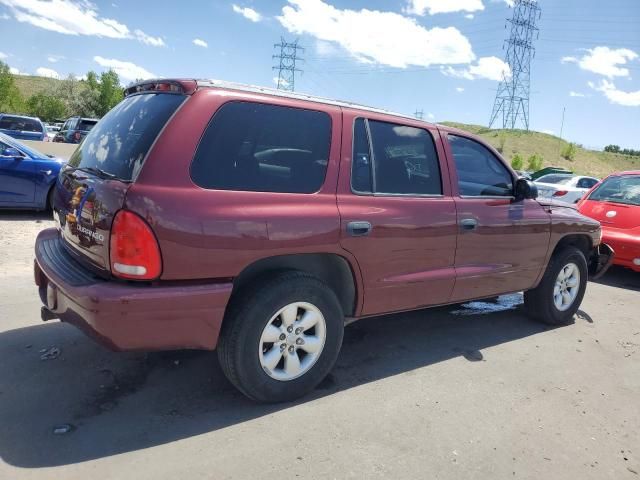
[47,187,55,212]
[524,246,588,325]
[218,271,344,403]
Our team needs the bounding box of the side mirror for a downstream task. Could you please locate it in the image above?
[1,147,23,158]
[514,178,538,200]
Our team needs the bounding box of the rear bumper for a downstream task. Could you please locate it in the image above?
[34,228,232,351]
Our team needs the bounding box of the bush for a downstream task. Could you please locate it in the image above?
[527,153,543,172]
[511,153,524,170]
[497,133,506,153]
[560,142,577,161]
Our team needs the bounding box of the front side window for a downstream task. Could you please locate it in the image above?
[191,102,331,194]
[448,135,513,197]
[351,118,442,196]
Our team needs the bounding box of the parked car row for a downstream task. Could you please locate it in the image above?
[534,173,600,204]
[0,113,98,143]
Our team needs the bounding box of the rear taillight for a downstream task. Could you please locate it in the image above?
[110,210,162,280]
[553,190,568,197]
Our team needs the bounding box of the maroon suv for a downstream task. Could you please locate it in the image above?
[34,79,613,402]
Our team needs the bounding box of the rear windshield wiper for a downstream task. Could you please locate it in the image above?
[64,165,131,183]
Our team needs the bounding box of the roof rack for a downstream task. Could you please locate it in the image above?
[196,78,432,125]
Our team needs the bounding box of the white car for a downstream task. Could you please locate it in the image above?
[534,174,600,204]
[45,125,60,142]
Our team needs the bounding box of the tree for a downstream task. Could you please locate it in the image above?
[26,92,68,122]
[560,142,577,161]
[97,70,123,116]
[511,153,523,170]
[604,144,620,153]
[527,153,544,172]
[52,75,99,118]
[0,61,25,113]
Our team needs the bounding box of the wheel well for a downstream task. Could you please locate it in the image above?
[553,234,591,259]
[232,254,358,316]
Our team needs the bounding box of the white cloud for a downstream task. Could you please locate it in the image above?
[442,56,511,81]
[541,129,555,135]
[193,38,208,48]
[405,0,484,16]
[564,47,638,78]
[278,0,474,68]
[465,13,474,19]
[456,87,465,92]
[589,79,640,107]
[36,66,60,79]
[9,66,26,75]
[273,76,289,87]
[232,4,262,22]
[569,91,587,98]
[46,54,64,63]
[93,56,155,82]
[133,29,165,47]
[0,51,6,59]
[0,0,165,46]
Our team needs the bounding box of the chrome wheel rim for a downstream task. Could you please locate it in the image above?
[553,262,580,311]
[258,302,326,382]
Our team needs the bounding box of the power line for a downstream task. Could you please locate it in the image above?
[272,37,304,92]
[489,0,542,131]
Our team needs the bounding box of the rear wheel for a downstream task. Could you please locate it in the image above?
[218,271,344,403]
[524,246,588,325]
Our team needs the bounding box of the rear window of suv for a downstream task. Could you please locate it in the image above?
[191,101,331,194]
[0,116,43,133]
[68,93,185,181]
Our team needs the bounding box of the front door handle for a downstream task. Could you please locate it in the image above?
[347,221,372,237]
[460,218,478,231]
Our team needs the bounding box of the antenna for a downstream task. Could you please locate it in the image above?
[272,37,304,92]
[489,0,541,130]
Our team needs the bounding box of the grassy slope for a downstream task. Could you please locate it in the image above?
[13,74,61,98]
[441,121,639,179]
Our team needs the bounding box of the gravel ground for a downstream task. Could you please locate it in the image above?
[0,211,638,480]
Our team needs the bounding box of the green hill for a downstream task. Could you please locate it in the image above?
[441,122,638,179]
[13,74,62,98]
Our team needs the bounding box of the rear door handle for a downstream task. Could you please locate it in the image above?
[460,218,478,231]
[347,221,372,237]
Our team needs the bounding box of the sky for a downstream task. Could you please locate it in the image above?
[0,0,638,149]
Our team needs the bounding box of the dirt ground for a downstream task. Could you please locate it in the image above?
[0,211,638,480]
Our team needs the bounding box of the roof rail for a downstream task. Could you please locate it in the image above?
[196,78,432,124]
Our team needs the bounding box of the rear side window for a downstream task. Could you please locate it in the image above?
[191,102,331,194]
[0,116,43,133]
[577,177,598,189]
[78,119,98,131]
[68,93,185,181]
[448,135,513,197]
[351,118,442,196]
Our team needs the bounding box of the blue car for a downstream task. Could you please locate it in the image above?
[0,132,66,210]
[0,114,47,142]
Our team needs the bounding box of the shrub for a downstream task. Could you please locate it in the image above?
[560,142,577,161]
[527,153,543,172]
[511,153,524,170]
[497,133,506,153]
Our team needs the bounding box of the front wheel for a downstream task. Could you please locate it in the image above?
[218,271,344,403]
[524,246,588,325]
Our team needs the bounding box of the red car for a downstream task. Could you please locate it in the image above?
[578,171,640,272]
[34,79,613,402]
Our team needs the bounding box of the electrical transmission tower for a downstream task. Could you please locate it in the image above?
[489,0,541,130]
[273,37,304,92]
[414,109,424,120]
